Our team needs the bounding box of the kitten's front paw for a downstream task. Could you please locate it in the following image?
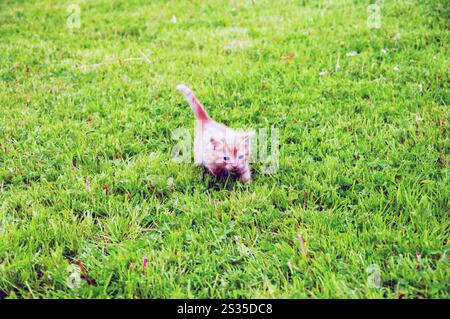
[238,170,251,183]
[240,177,251,184]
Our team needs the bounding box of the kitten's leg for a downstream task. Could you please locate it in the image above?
[237,167,251,183]
[209,166,227,179]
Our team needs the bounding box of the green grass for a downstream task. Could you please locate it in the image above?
[0,0,448,298]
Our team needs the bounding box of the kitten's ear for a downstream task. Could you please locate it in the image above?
[210,137,222,149]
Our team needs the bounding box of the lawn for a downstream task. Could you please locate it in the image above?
[0,0,448,298]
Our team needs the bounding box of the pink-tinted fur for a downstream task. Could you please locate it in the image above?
[177,84,254,183]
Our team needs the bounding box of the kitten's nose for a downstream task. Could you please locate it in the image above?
[231,163,239,169]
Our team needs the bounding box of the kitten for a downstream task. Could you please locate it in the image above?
[176,84,254,183]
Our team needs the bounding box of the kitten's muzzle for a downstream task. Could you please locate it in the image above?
[230,163,239,170]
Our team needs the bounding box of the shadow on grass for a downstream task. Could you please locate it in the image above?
[201,167,252,192]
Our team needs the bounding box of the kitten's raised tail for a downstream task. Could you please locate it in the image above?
[176,84,211,122]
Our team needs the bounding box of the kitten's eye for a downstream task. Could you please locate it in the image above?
[223,156,230,161]
[238,155,244,159]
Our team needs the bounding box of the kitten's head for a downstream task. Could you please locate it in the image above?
[206,130,254,171]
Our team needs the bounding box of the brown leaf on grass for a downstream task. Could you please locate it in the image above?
[76,260,97,285]
[143,257,148,276]
[147,178,163,200]
[101,184,108,195]
[280,52,294,61]
[3,147,7,155]
[416,251,421,269]
[261,81,265,91]
[297,234,309,257]
[398,292,405,299]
